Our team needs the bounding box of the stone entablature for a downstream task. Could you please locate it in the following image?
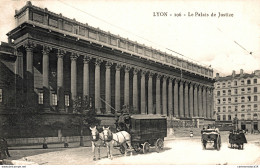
[11,1,213,79]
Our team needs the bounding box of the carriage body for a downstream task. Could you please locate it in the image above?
[228,131,247,149]
[129,114,167,154]
[201,129,221,151]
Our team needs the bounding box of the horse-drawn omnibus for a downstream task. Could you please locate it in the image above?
[127,114,167,154]
[90,114,167,160]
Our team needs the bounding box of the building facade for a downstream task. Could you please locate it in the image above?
[214,69,260,132]
[0,2,214,138]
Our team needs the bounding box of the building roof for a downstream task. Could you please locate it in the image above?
[216,73,260,82]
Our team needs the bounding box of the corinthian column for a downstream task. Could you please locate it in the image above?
[148,72,153,114]
[25,42,35,106]
[168,78,173,117]
[83,56,91,98]
[173,79,179,117]
[140,70,146,114]
[203,86,207,118]
[184,81,189,118]
[42,46,51,110]
[115,64,121,112]
[57,49,65,112]
[193,84,198,117]
[132,68,139,111]
[198,85,202,117]
[162,76,167,116]
[179,80,184,118]
[189,83,194,118]
[70,53,78,104]
[156,74,161,114]
[105,61,113,113]
[95,59,102,113]
[124,66,131,106]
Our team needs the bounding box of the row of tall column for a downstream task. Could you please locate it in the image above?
[20,43,214,118]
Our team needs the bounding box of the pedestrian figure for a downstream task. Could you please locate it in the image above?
[0,138,7,160]
[43,137,48,149]
[2,138,10,157]
[64,137,69,148]
[190,131,193,138]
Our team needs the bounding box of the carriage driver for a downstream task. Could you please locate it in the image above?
[116,105,130,132]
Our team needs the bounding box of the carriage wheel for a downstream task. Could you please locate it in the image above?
[155,138,164,153]
[133,143,141,153]
[202,140,206,150]
[143,142,150,154]
[119,145,125,154]
[216,136,221,151]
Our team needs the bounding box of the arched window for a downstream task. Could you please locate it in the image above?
[247,79,251,85]
[223,106,226,112]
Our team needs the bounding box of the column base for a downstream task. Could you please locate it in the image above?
[59,109,66,113]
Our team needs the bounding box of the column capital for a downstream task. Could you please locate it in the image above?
[140,69,147,77]
[115,63,122,71]
[133,67,139,75]
[24,41,36,51]
[57,49,66,58]
[162,75,168,81]
[70,53,79,61]
[105,61,113,68]
[83,55,91,64]
[148,71,154,77]
[189,82,194,87]
[156,73,162,79]
[42,46,51,55]
[179,80,184,85]
[168,77,174,82]
[173,78,180,83]
[15,48,23,57]
[124,65,131,72]
[95,58,102,66]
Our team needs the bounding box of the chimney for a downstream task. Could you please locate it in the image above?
[240,69,244,77]
[232,70,236,78]
[216,73,219,80]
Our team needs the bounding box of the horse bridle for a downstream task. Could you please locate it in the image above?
[91,130,100,142]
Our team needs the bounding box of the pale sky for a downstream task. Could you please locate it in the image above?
[0,0,260,76]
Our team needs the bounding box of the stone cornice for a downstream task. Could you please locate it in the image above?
[11,1,214,79]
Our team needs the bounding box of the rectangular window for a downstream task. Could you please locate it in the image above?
[0,89,2,103]
[247,88,251,93]
[254,79,257,84]
[254,87,257,93]
[65,95,70,106]
[234,89,238,94]
[38,92,43,104]
[52,94,57,106]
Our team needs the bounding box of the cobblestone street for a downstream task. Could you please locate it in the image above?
[4,133,260,165]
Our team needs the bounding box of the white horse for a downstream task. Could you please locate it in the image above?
[102,126,133,159]
[89,126,105,160]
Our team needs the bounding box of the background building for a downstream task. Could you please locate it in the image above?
[0,1,214,141]
[214,69,260,132]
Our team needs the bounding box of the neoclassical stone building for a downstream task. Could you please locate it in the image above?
[0,2,214,138]
[214,69,260,132]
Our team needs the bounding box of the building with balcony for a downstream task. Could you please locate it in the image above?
[214,69,260,132]
[0,1,214,139]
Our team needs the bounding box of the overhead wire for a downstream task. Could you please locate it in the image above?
[56,0,254,76]
[56,0,213,69]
